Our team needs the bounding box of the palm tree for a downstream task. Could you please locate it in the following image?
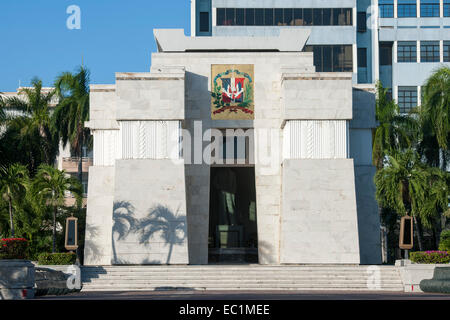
[0,95,5,124]
[53,66,90,183]
[1,79,59,173]
[375,149,448,250]
[4,78,58,168]
[33,164,82,253]
[0,164,29,237]
[372,81,417,170]
[421,66,450,151]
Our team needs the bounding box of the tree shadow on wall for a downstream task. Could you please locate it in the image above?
[137,205,186,264]
[112,201,138,264]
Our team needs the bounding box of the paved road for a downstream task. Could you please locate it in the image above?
[36,290,450,300]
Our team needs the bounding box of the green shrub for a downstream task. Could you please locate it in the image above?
[37,252,77,265]
[0,238,28,259]
[410,251,450,264]
[438,230,450,251]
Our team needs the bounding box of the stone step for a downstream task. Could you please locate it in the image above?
[82,272,398,279]
[82,278,402,284]
[81,269,400,274]
[82,288,404,292]
[82,266,398,270]
[82,275,402,281]
[80,265,403,292]
[82,285,404,291]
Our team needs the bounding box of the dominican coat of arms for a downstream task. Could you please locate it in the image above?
[211,64,254,120]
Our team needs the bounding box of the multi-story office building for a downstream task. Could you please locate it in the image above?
[378,0,450,112]
[192,0,450,112]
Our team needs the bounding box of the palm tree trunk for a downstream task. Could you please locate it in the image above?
[8,199,15,238]
[413,215,423,251]
[166,242,173,265]
[52,206,57,253]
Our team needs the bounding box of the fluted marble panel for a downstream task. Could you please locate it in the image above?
[283,120,348,159]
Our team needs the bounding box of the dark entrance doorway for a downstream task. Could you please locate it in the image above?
[208,166,258,263]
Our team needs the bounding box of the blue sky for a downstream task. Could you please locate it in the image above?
[0,0,191,91]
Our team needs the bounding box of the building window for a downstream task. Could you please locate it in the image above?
[398,86,418,113]
[305,45,353,72]
[245,8,255,26]
[199,12,210,32]
[379,0,394,18]
[293,8,303,26]
[445,0,450,17]
[82,181,88,196]
[444,41,450,62]
[398,41,417,62]
[420,41,440,62]
[215,8,352,26]
[357,12,367,32]
[303,8,313,25]
[264,8,274,26]
[398,0,417,17]
[283,8,293,26]
[236,9,244,25]
[217,8,225,26]
[420,0,440,17]
[358,48,367,68]
[255,9,264,26]
[313,8,323,25]
[380,43,393,65]
[226,8,235,25]
[275,8,284,26]
[333,8,352,25]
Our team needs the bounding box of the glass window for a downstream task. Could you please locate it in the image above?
[398,0,417,17]
[306,45,353,72]
[323,46,332,72]
[398,41,417,62]
[304,8,313,26]
[313,8,323,26]
[284,8,293,26]
[199,12,209,32]
[217,7,354,26]
[255,8,264,26]
[358,48,367,68]
[420,41,440,62]
[264,8,274,25]
[333,8,353,25]
[313,46,322,72]
[445,0,450,17]
[344,8,353,25]
[420,0,440,17]
[379,0,394,18]
[225,8,235,25]
[343,45,353,71]
[380,43,393,66]
[322,9,332,26]
[357,12,367,32]
[398,86,417,113]
[294,8,303,26]
[245,8,255,26]
[236,8,244,25]
[217,8,226,26]
[275,8,284,26]
[444,41,450,62]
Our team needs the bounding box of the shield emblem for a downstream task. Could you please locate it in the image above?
[211,65,254,120]
[221,78,244,103]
